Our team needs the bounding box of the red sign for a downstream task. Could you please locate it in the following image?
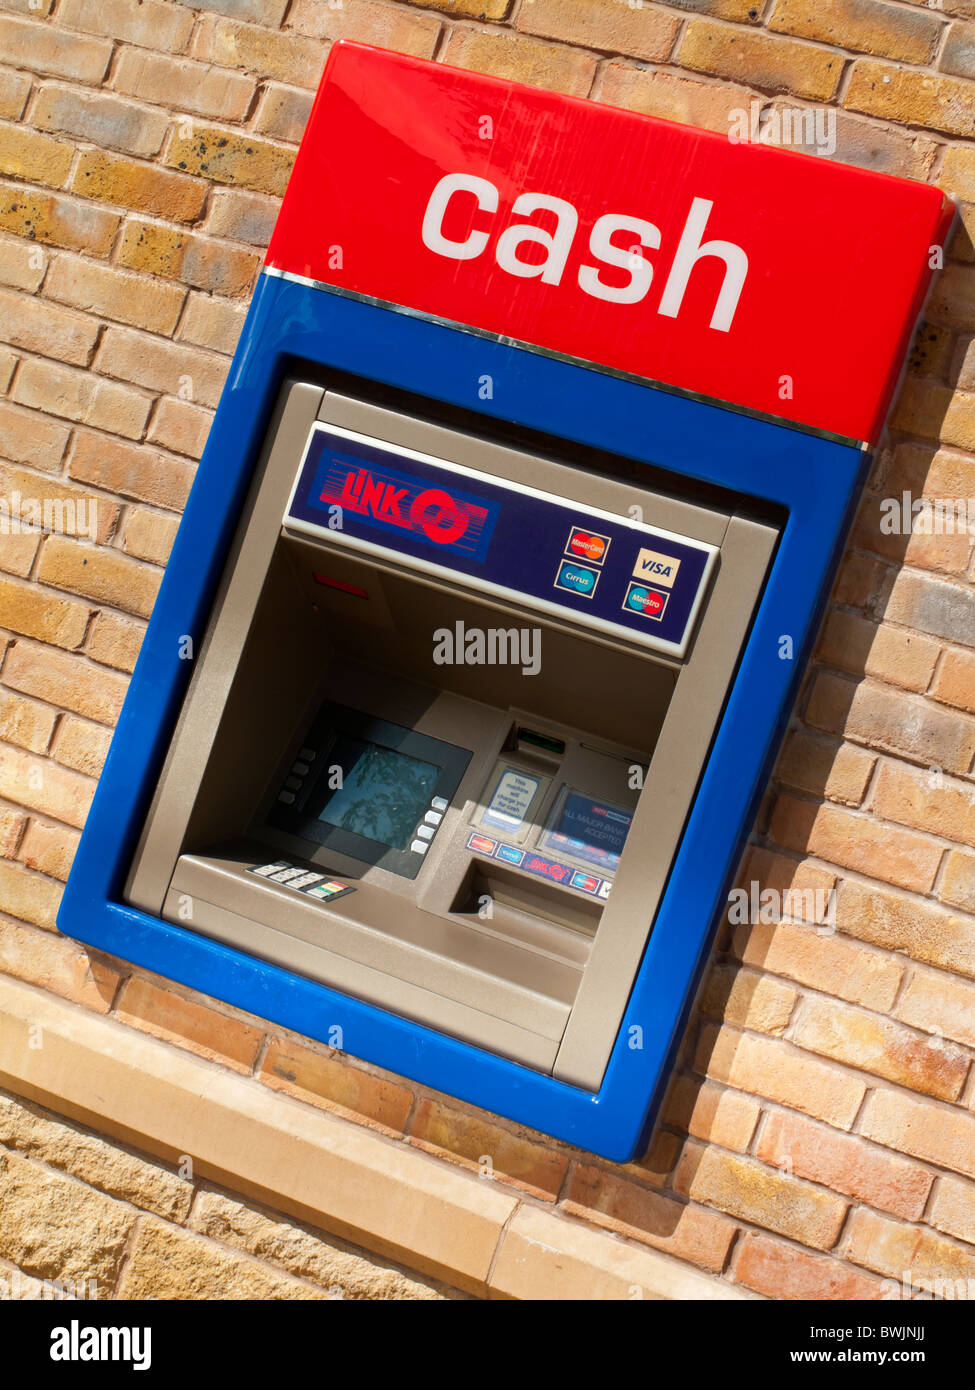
[267,43,953,445]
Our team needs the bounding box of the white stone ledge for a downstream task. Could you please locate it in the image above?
[0,973,755,1300]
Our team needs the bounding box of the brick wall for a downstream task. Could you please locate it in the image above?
[0,0,974,1301]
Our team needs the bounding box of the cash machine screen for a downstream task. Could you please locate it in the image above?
[269,704,471,878]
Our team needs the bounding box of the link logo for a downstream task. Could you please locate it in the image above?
[315,455,499,561]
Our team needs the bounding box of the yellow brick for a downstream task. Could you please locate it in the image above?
[3,639,128,727]
[118,1219,327,1299]
[147,396,212,459]
[771,794,943,894]
[118,220,260,296]
[845,60,975,138]
[733,917,904,1013]
[403,0,507,14]
[0,742,95,829]
[0,69,30,122]
[0,805,26,858]
[870,760,975,844]
[179,291,246,355]
[72,150,207,224]
[679,19,842,101]
[121,508,179,567]
[675,1142,848,1250]
[942,20,975,79]
[930,1176,975,1247]
[95,325,228,408]
[816,611,940,693]
[776,729,875,805]
[0,400,70,472]
[0,14,111,84]
[0,183,119,255]
[69,431,194,510]
[58,0,194,50]
[897,969,975,1050]
[46,253,186,335]
[596,62,756,136]
[0,284,98,366]
[700,963,796,1035]
[0,859,62,931]
[54,715,113,778]
[941,848,975,914]
[192,13,325,87]
[768,0,942,64]
[0,123,74,188]
[18,818,80,882]
[37,535,161,620]
[12,358,151,440]
[847,1206,975,1288]
[287,0,442,58]
[0,233,47,292]
[441,27,598,98]
[0,690,57,754]
[0,574,89,648]
[114,47,256,122]
[167,123,295,198]
[933,648,975,714]
[516,0,680,61]
[85,611,144,674]
[0,464,120,544]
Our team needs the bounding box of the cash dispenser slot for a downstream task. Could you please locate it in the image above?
[125,378,778,1089]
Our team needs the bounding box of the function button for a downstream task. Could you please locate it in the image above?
[278,791,296,804]
[410,839,429,855]
[289,872,324,889]
[285,776,302,791]
[417,825,435,842]
[292,761,311,776]
[424,810,443,826]
[431,796,449,812]
[299,747,317,762]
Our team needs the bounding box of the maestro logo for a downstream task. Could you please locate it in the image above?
[315,451,499,562]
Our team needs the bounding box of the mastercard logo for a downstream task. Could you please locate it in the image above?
[567,528,609,564]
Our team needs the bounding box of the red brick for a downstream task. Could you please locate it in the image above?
[930,1176,975,1247]
[771,794,943,894]
[793,995,969,1101]
[408,1099,568,1200]
[807,671,975,776]
[871,760,975,844]
[663,1076,761,1152]
[699,1023,866,1130]
[861,1088,975,1180]
[259,1037,414,1134]
[564,1164,737,1272]
[758,1110,932,1220]
[117,977,263,1074]
[837,878,975,979]
[776,729,875,805]
[735,1231,886,1300]
[932,649,975,715]
[896,969,975,1050]
[733,917,903,1012]
[700,963,796,1035]
[675,1142,848,1250]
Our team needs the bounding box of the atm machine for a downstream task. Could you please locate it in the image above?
[61,43,952,1158]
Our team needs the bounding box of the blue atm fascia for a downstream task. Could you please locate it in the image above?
[60,269,867,1162]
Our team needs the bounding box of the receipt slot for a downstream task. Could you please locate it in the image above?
[61,44,951,1159]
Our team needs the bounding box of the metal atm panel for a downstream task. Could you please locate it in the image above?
[125,380,776,1090]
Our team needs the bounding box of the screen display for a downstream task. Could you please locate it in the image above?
[543,792,632,873]
[316,736,440,851]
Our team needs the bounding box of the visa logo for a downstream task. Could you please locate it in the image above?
[633,547,680,588]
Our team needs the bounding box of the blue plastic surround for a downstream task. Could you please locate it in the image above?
[60,271,868,1161]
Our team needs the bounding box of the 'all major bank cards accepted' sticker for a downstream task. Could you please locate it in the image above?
[481,769,541,834]
[544,792,633,873]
